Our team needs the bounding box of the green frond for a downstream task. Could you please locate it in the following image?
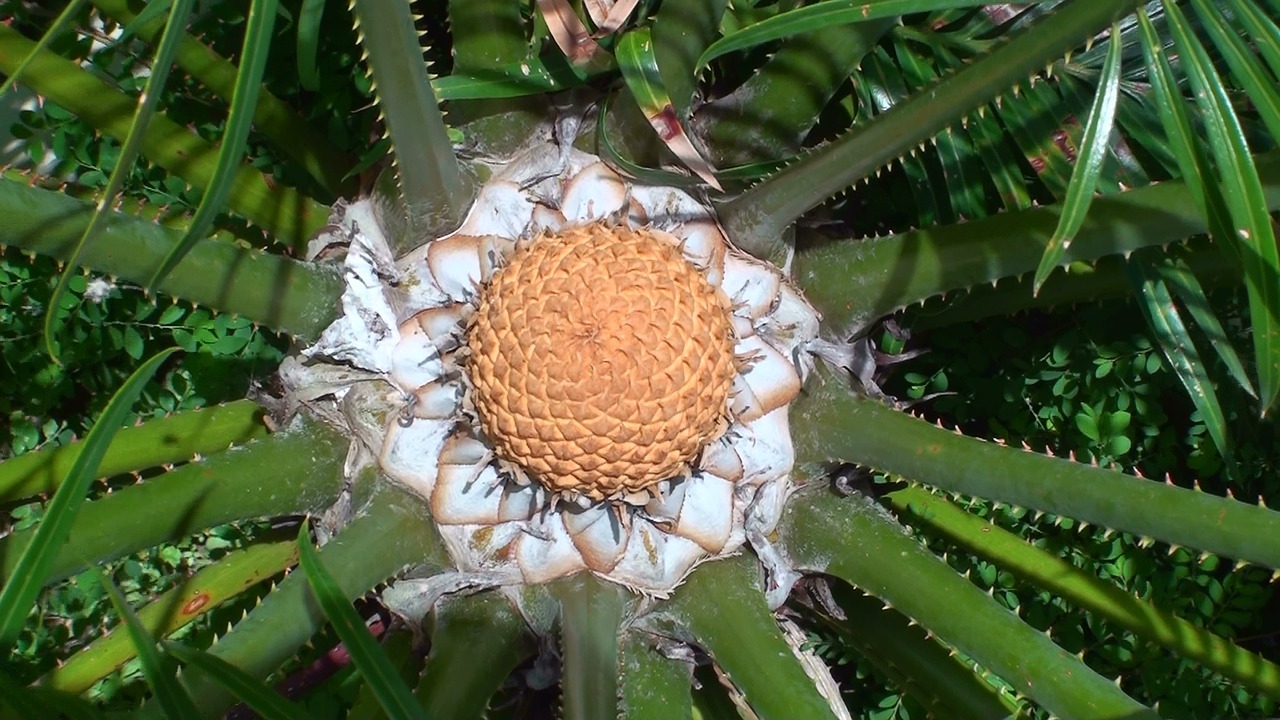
[350,0,471,253]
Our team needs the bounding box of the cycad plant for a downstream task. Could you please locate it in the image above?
[2,0,1280,718]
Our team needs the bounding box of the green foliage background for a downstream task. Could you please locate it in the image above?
[1,2,373,709]
[1,1,1278,717]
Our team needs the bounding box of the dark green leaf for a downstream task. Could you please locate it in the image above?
[1191,0,1280,140]
[295,0,325,91]
[121,0,174,41]
[164,642,312,720]
[432,54,589,100]
[296,521,428,720]
[0,671,103,720]
[616,29,721,189]
[1156,260,1257,398]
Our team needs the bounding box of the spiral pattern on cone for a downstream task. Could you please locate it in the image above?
[467,224,736,499]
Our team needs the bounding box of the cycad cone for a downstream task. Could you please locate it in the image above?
[294,141,818,595]
[468,224,736,500]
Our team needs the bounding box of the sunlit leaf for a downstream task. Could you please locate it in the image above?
[1162,0,1280,415]
[1032,22,1123,294]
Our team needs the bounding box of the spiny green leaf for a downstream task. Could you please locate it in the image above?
[0,0,86,97]
[350,0,468,248]
[894,41,987,221]
[885,485,1280,701]
[414,594,533,718]
[91,0,355,199]
[784,487,1159,719]
[810,584,1018,718]
[432,55,587,100]
[296,520,429,720]
[0,347,177,649]
[0,419,346,589]
[720,0,1145,258]
[792,367,1280,569]
[0,178,343,341]
[164,642,312,720]
[150,0,277,286]
[664,557,842,720]
[0,28,331,248]
[1032,21,1123,294]
[44,0,195,361]
[0,388,262,507]
[793,150,1280,336]
[97,570,201,720]
[551,576,625,720]
[995,72,1079,197]
[42,539,297,694]
[131,485,445,720]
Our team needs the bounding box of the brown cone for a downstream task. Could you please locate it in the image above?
[467,224,736,499]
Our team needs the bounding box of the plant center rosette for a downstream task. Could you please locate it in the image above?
[286,140,819,596]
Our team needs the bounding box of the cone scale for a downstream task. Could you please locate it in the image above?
[468,224,736,500]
